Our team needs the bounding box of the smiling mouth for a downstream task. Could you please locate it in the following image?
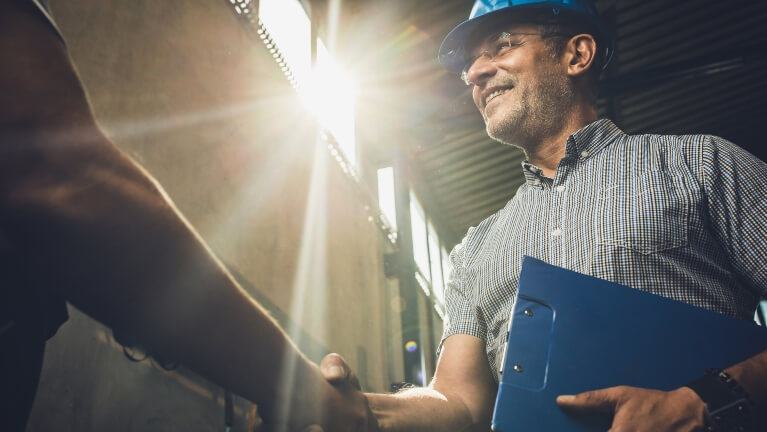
[485,87,513,105]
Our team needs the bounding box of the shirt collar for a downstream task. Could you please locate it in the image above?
[520,162,544,185]
[520,119,623,184]
[565,118,623,159]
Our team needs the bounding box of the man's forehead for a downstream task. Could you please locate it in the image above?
[467,22,540,50]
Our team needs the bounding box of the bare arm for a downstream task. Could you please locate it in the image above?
[323,335,497,432]
[0,1,368,429]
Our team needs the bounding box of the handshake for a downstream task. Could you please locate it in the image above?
[255,353,381,432]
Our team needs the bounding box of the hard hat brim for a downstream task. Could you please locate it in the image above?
[438,3,611,75]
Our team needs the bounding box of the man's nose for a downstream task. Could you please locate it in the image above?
[465,56,497,87]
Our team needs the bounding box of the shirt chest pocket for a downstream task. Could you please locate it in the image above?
[597,171,690,254]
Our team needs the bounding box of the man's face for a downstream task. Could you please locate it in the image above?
[465,24,574,147]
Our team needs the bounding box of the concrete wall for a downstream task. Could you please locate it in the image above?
[26,0,406,429]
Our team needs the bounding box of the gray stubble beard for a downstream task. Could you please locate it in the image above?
[485,66,575,154]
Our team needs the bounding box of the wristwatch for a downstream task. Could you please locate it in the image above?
[685,369,754,432]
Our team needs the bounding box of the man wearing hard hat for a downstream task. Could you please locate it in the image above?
[322,1,767,430]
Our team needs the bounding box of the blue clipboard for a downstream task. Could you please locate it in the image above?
[492,256,767,431]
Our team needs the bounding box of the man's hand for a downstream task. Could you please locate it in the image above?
[314,353,380,432]
[254,354,378,432]
[556,386,709,431]
[320,353,367,390]
[277,354,378,432]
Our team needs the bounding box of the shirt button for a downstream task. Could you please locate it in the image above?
[555,185,565,193]
[580,150,589,158]
[551,228,563,237]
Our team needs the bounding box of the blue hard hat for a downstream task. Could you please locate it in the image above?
[438,0,614,75]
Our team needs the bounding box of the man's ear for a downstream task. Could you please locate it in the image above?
[564,34,597,77]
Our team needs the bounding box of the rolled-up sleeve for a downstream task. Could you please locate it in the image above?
[437,229,486,357]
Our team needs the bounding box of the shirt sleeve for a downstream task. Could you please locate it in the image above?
[692,135,767,298]
[436,229,487,357]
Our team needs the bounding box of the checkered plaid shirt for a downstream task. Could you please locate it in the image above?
[440,119,767,382]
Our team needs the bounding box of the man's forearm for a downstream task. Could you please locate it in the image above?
[0,1,367,428]
[0,98,351,427]
[367,387,490,432]
[357,335,497,432]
